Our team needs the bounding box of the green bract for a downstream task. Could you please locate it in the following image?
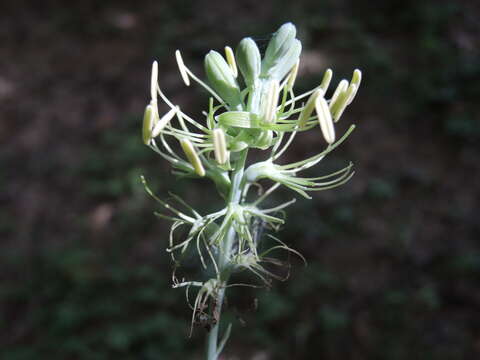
[140,22,363,360]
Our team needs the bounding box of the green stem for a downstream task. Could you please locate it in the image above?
[206,149,248,360]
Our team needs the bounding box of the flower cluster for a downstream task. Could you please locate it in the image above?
[141,23,361,349]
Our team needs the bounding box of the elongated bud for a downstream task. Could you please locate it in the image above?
[205,50,242,108]
[180,138,205,177]
[286,60,299,90]
[212,128,228,164]
[175,50,190,86]
[142,104,155,145]
[331,84,356,122]
[315,95,335,144]
[329,79,348,109]
[319,68,333,92]
[151,61,158,101]
[224,46,238,78]
[262,23,301,80]
[236,38,261,86]
[261,80,280,124]
[298,89,324,128]
[347,69,362,105]
[151,107,177,138]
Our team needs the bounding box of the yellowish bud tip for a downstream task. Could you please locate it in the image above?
[180,138,205,177]
[320,68,333,92]
[262,80,280,124]
[151,107,177,138]
[150,61,158,101]
[298,88,324,129]
[287,60,299,90]
[224,46,238,78]
[175,50,191,86]
[315,95,335,144]
[212,128,229,164]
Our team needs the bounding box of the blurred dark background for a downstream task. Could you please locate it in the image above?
[1,0,479,359]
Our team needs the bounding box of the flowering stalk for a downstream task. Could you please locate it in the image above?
[141,23,362,359]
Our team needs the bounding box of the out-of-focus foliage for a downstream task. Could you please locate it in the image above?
[1,0,479,359]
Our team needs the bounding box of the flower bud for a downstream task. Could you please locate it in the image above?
[205,50,242,108]
[180,138,205,177]
[236,38,261,86]
[298,89,324,128]
[261,23,301,80]
[315,95,335,144]
[212,128,229,164]
[224,46,238,78]
[175,50,190,86]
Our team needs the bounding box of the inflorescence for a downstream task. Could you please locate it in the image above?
[141,22,361,337]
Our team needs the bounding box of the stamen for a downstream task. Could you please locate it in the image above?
[315,95,335,144]
[224,46,238,78]
[180,138,206,177]
[262,80,280,124]
[142,104,155,145]
[152,106,178,137]
[286,60,299,91]
[347,69,362,105]
[319,68,333,92]
[175,50,191,86]
[213,128,229,164]
[329,79,348,109]
[298,88,324,128]
[151,61,158,101]
[332,83,356,122]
